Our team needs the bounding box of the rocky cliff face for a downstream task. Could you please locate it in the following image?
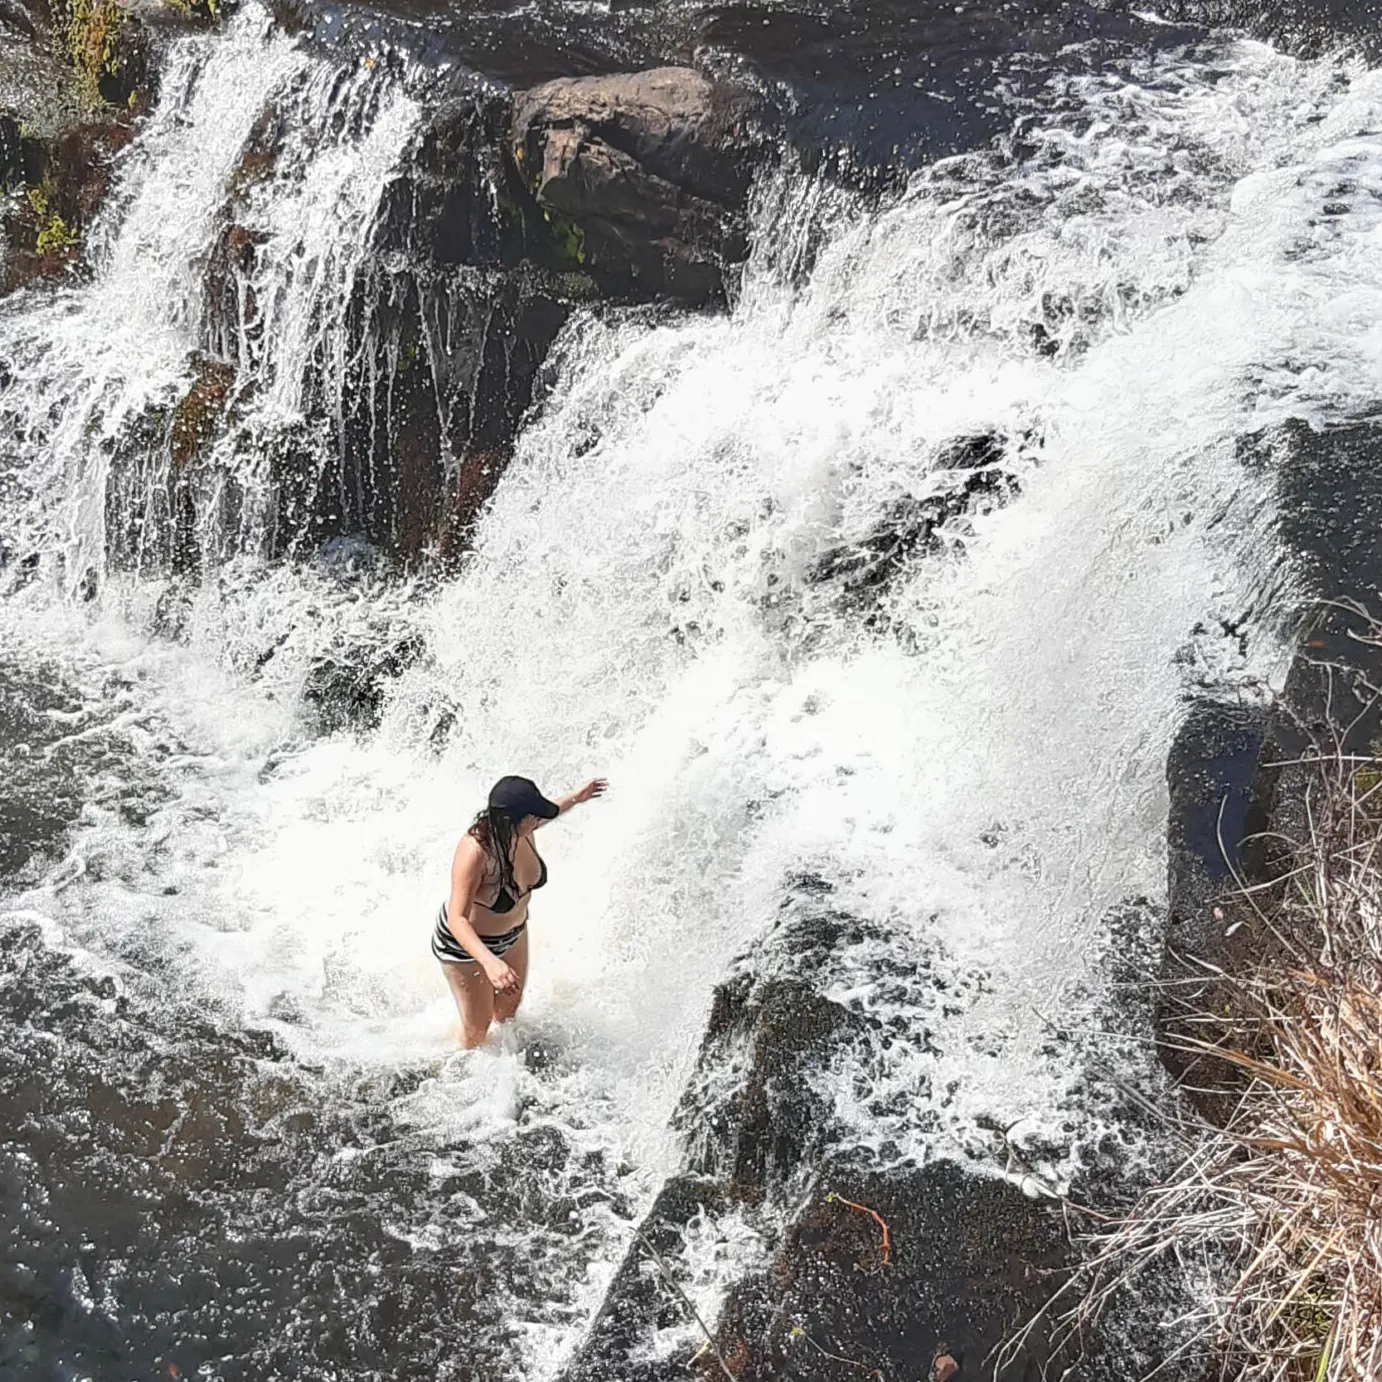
[2,14,773,567]
[0,0,211,293]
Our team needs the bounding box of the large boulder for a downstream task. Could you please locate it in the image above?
[716,1159,1069,1382]
[510,67,765,306]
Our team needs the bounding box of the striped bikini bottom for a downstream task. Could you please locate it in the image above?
[432,902,526,967]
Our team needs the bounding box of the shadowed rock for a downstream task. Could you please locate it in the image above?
[714,1159,1068,1382]
[1161,419,1382,1118]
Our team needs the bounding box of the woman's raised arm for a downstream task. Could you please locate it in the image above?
[538,779,608,824]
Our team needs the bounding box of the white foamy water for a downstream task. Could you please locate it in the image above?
[3,13,1381,1372]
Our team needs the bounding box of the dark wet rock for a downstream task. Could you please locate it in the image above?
[0,659,87,877]
[560,1176,727,1382]
[0,919,604,1381]
[715,1159,1068,1382]
[809,431,1021,606]
[334,261,579,561]
[0,0,47,38]
[0,0,220,295]
[0,112,23,189]
[1159,699,1270,1117]
[1155,0,1382,58]
[1,114,137,291]
[1159,418,1382,1118]
[510,67,767,306]
[388,91,532,271]
[203,103,286,362]
[192,87,595,565]
[564,882,1083,1381]
[300,626,427,734]
[679,974,863,1205]
[104,353,240,575]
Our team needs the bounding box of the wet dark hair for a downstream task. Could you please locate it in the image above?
[468,808,517,900]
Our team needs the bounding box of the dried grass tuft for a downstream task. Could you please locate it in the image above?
[1010,734,1382,1382]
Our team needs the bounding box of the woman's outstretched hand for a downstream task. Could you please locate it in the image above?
[573,778,608,805]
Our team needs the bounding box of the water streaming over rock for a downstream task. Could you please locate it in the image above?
[3,5,1382,1376]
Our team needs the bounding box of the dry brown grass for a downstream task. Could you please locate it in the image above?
[1009,736,1382,1382]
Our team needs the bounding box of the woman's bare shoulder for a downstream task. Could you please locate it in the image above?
[453,833,486,871]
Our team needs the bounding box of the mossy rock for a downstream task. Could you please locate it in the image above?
[169,354,237,470]
[50,0,153,108]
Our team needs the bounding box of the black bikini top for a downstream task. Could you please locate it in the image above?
[487,845,548,915]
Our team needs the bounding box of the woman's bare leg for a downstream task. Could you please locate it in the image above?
[492,931,529,1026]
[440,961,495,1048]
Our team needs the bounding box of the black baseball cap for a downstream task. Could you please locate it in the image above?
[488,775,560,822]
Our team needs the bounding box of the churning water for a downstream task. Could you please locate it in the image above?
[3,5,1381,1375]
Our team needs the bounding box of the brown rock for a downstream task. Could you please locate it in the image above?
[509,67,764,305]
[169,354,237,470]
[932,1351,959,1382]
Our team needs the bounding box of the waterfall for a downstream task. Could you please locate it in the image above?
[3,8,1382,1375]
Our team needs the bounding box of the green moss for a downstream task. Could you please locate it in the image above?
[52,0,130,101]
[542,206,585,267]
[35,212,79,256]
[26,174,79,258]
[164,0,220,22]
[26,176,52,220]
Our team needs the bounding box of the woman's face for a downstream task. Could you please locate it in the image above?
[515,814,538,838]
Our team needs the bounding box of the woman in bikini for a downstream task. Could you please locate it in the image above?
[433,774,607,1047]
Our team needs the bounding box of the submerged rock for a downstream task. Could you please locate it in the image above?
[510,67,765,306]
[560,1176,728,1382]
[300,627,427,734]
[809,431,1022,610]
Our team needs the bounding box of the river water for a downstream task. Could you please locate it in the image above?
[3,1,1381,1376]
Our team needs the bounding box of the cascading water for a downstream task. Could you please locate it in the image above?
[4,5,1382,1376]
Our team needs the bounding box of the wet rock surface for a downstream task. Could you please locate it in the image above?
[1161,419,1382,1115]
[0,659,87,876]
[0,917,633,1381]
[716,1160,1068,1382]
[0,0,220,294]
[510,67,765,305]
[561,885,1091,1382]
[809,431,1023,615]
[560,1175,729,1382]
[300,624,427,732]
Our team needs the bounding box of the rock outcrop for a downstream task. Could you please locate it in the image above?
[1161,419,1382,1117]
[510,67,765,307]
[559,883,1078,1382]
[716,1159,1069,1382]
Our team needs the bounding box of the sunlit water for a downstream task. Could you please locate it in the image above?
[3,9,1380,1373]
